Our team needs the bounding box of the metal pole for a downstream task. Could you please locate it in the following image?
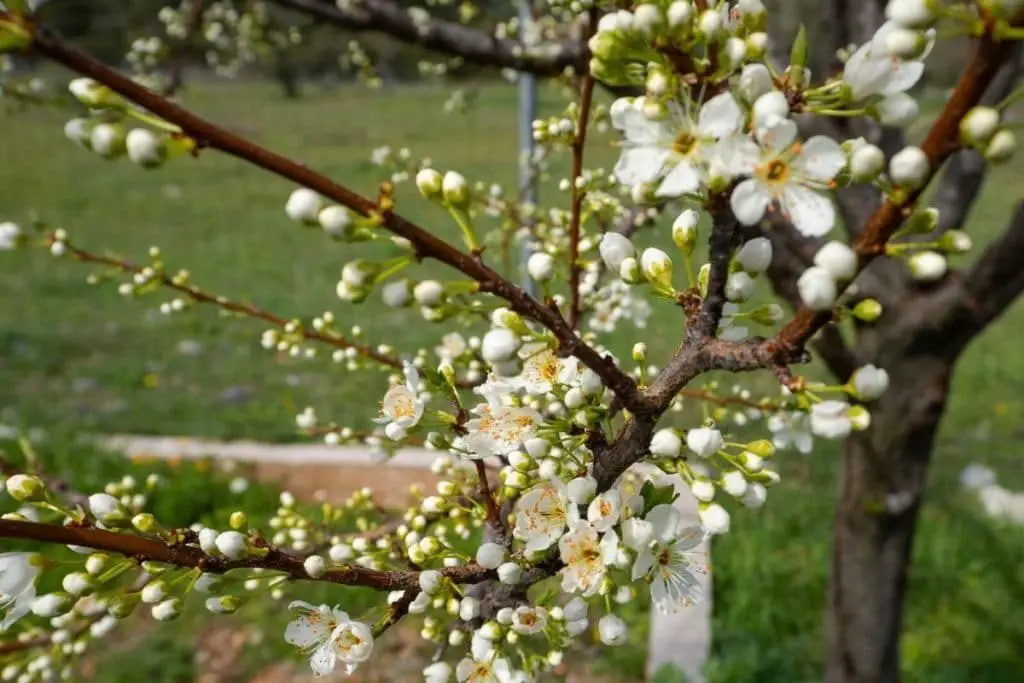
[518,0,539,296]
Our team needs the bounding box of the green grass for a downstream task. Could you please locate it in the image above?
[2,75,1024,682]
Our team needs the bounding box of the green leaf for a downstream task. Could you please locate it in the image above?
[640,481,679,515]
[790,23,808,70]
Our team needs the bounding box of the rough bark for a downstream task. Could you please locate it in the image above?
[825,331,955,683]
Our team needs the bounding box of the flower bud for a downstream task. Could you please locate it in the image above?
[851,364,889,401]
[481,328,520,364]
[90,123,126,159]
[6,474,45,501]
[697,8,722,37]
[746,32,769,58]
[849,143,886,182]
[698,503,731,535]
[851,298,883,322]
[62,572,92,596]
[672,209,699,254]
[687,427,724,458]
[599,233,635,271]
[206,595,243,614]
[741,482,768,509]
[667,1,693,28]
[303,555,327,578]
[735,237,772,274]
[459,596,480,621]
[885,0,938,29]
[884,26,929,59]
[813,241,858,281]
[416,168,443,200]
[141,581,168,604]
[69,78,121,109]
[752,91,789,129]
[722,470,749,498]
[745,439,776,458]
[725,272,755,302]
[633,4,663,35]
[984,129,1017,165]
[413,280,445,306]
[285,188,323,225]
[908,250,947,282]
[497,562,522,585]
[319,206,353,238]
[619,256,642,284]
[938,230,972,254]
[132,513,157,533]
[690,478,715,502]
[797,266,837,311]
[125,128,166,168]
[152,598,181,621]
[214,531,249,560]
[442,171,470,209]
[875,93,918,128]
[527,252,554,281]
[567,477,597,505]
[598,614,628,646]
[649,428,682,457]
[476,543,505,570]
[889,146,929,189]
[632,342,647,362]
[738,64,773,103]
[725,37,747,66]
[32,593,71,618]
[640,248,673,288]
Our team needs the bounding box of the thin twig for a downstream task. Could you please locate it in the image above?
[567,10,599,329]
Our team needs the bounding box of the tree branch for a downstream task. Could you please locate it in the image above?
[0,519,492,591]
[567,10,598,329]
[775,29,1019,356]
[953,200,1024,332]
[28,22,647,413]
[693,203,739,339]
[269,0,586,78]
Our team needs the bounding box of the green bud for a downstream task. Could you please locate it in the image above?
[901,207,939,235]
[851,298,883,322]
[937,230,972,254]
[748,304,785,326]
[697,263,711,297]
[132,513,157,533]
[5,474,46,502]
[229,511,247,530]
[984,129,1017,165]
[744,439,776,458]
[108,592,141,618]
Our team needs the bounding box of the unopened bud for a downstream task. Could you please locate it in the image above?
[851,298,883,322]
[984,129,1016,165]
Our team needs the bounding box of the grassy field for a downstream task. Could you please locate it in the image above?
[2,76,1024,682]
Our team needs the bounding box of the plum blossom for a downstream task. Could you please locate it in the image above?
[285,602,373,677]
[810,401,855,439]
[0,553,39,631]
[720,118,845,236]
[514,480,579,552]
[767,411,813,453]
[435,332,467,360]
[843,22,935,104]
[612,92,745,197]
[374,362,425,438]
[462,384,543,458]
[512,343,563,395]
[456,654,513,682]
[631,505,706,613]
[559,522,609,596]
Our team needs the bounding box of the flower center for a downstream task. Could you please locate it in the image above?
[672,132,699,157]
[758,158,790,186]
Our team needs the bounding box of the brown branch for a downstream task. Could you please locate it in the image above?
[27,23,646,413]
[774,29,1019,357]
[954,200,1024,332]
[57,237,403,371]
[693,200,739,339]
[0,519,492,591]
[473,460,505,542]
[269,0,586,78]
[567,10,598,329]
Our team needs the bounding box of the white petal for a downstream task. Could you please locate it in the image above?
[730,178,772,226]
[795,136,846,181]
[614,147,671,186]
[697,92,743,138]
[632,550,655,581]
[713,137,761,177]
[645,503,680,542]
[676,525,706,551]
[876,92,919,127]
[655,161,701,197]
[285,614,329,649]
[309,642,337,677]
[756,118,798,151]
[781,185,835,237]
[884,61,925,95]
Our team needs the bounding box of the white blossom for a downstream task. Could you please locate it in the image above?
[587,490,622,532]
[722,118,845,236]
[810,401,855,439]
[559,522,608,596]
[631,505,705,612]
[0,553,39,631]
[375,362,425,437]
[598,614,628,645]
[514,480,578,552]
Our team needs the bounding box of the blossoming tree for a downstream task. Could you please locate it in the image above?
[1,0,1024,682]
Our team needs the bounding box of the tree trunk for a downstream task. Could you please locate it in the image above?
[824,342,956,683]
